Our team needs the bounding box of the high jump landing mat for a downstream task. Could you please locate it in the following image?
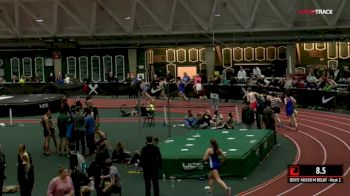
[159,129,274,178]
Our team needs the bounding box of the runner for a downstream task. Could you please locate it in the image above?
[284,92,298,131]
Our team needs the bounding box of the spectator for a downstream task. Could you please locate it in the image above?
[47,167,74,196]
[211,110,224,128]
[64,74,71,84]
[237,66,247,83]
[194,73,202,84]
[18,153,34,196]
[217,112,234,129]
[48,73,55,83]
[57,110,69,155]
[85,108,96,156]
[11,74,18,83]
[112,142,130,163]
[141,136,162,196]
[100,159,122,195]
[306,72,318,89]
[253,66,262,77]
[242,104,255,129]
[262,107,278,145]
[184,110,197,128]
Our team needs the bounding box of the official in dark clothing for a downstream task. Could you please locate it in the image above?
[140,136,162,196]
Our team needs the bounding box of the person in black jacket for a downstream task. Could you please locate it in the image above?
[0,144,6,196]
[140,136,162,196]
[18,153,34,196]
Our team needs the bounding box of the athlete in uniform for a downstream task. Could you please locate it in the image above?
[203,139,231,196]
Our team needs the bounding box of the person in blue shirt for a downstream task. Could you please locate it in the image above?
[203,139,231,196]
[84,108,96,155]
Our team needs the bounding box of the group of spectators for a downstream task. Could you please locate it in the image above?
[184,109,234,130]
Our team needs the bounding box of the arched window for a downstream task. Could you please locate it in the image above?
[233,47,243,61]
[304,43,314,51]
[10,57,20,77]
[103,55,113,81]
[79,56,89,81]
[66,56,77,77]
[266,46,276,61]
[244,47,254,61]
[166,49,176,62]
[199,63,206,71]
[255,47,265,61]
[277,46,286,60]
[115,55,125,81]
[199,48,206,62]
[34,57,45,81]
[146,50,154,64]
[91,56,101,82]
[22,57,32,78]
[188,48,198,62]
[339,42,349,59]
[176,49,186,63]
[222,48,232,66]
[166,64,176,77]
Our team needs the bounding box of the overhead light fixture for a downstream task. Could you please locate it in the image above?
[124,16,131,20]
[36,18,43,22]
[214,13,221,17]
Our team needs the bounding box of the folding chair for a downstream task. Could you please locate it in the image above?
[143,111,155,126]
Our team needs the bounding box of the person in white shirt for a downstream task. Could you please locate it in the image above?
[64,74,70,84]
[253,66,262,76]
[237,66,247,83]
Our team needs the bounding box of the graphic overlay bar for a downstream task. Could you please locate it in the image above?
[288,165,343,183]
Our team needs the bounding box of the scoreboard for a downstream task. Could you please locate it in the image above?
[288,165,343,183]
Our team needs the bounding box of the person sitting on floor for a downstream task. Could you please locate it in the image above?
[128,150,142,170]
[120,104,131,117]
[184,110,197,128]
[211,110,224,129]
[217,112,234,129]
[112,142,131,163]
[196,110,211,129]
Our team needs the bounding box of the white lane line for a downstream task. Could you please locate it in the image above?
[277,119,350,196]
[239,133,301,196]
[276,122,328,196]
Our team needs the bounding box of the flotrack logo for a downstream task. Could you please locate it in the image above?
[298,9,333,15]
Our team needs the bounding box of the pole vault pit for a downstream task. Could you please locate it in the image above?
[159,129,274,179]
[0,94,63,117]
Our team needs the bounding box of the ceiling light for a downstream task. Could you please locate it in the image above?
[36,18,43,22]
[214,13,221,17]
[124,16,131,20]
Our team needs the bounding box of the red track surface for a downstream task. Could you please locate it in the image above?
[7,98,350,195]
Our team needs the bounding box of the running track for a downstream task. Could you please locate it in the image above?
[71,98,350,195]
[7,98,350,195]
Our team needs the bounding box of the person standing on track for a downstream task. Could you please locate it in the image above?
[270,93,283,127]
[203,139,231,196]
[284,92,298,131]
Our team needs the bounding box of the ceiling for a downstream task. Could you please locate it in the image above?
[0,0,350,47]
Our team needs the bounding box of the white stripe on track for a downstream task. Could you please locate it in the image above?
[276,122,327,196]
[277,119,350,196]
[240,133,301,196]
